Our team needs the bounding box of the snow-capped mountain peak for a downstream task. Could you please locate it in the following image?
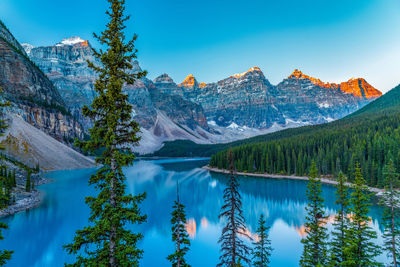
[21,43,35,55]
[56,37,87,47]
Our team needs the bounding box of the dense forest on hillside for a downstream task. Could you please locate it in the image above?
[152,85,400,158]
[209,85,400,188]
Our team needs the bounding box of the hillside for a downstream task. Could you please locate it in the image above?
[0,20,82,142]
[0,20,93,170]
[24,38,381,153]
[208,84,400,188]
[0,115,94,170]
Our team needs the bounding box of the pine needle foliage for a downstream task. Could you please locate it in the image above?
[218,149,251,266]
[329,171,351,266]
[252,214,272,267]
[300,161,328,267]
[0,88,12,265]
[343,164,382,266]
[167,183,191,267]
[63,1,147,266]
[379,160,400,266]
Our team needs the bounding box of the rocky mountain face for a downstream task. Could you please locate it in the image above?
[0,22,83,142]
[288,69,382,98]
[158,67,381,128]
[22,36,382,153]
[24,38,210,153]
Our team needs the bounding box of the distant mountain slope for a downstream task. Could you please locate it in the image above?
[24,36,381,153]
[23,38,220,153]
[0,115,94,170]
[208,84,400,188]
[153,84,398,158]
[0,20,83,142]
[348,84,400,117]
[158,67,380,129]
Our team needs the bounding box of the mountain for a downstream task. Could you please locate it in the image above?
[23,36,381,153]
[208,84,400,188]
[0,21,92,169]
[288,69,381,98]
[0,114,94,170]
[23,38,215,153]
[166,67,381,128]
[0,22,83,142]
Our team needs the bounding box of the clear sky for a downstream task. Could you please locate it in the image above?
[1,0,400,93]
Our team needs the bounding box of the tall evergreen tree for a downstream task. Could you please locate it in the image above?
[252,214,272,267]
[300,161,328,267]
[63,1,147,265]
[379,160,400,266]
[329,172,351,266]
[167,183,191,267]
[218,149,251,266]
[343,164,382,266]
[0,87,12,265]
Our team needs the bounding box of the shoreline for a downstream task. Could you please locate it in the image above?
[0,175,52,218]
[203,166,384,194]
[0,164,97,218]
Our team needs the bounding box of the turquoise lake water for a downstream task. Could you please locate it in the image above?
[0,158,388,266]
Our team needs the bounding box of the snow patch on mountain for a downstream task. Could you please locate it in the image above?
[318,102,331,108]
[135,115,309,154]
[21,43,34,55]
[56,37,85,46]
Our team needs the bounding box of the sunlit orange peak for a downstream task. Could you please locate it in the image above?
[288,69,382,99]
[80,40,89,47]
[231,67,261,78]
[179,74,197,87]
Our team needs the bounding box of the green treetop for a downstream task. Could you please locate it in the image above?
[252,214,273,267]
[329,172,351,266]
[0,88,12,265]
[300,161,328,267]
[167,183,191,267]
[218,149,251,266]
[343,164,382,266]
[63,0,147,266]
[379,159,400,266]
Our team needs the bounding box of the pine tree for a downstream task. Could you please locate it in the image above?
[0,223,11,266]
[0,88,12,265]
[329,172,351,266]
[343,164,382,266]
[218,149,251,266]
[300,161,328,267]
[63,1,147,266]
[25,171,31,193]
[379,160,400,266]
[167,183,191,267]
[252,214,272,267]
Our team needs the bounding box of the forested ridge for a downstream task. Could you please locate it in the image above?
[210,85,400,188]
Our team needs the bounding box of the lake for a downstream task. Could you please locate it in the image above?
[0,158,388,266]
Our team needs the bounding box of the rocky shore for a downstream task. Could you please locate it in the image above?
[0,160,50,218]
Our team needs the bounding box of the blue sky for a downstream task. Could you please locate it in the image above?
[1,0,400,92]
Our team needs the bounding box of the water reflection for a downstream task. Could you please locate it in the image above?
[0,159,387,266]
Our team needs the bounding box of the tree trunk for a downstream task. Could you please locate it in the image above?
[109,152,117,266]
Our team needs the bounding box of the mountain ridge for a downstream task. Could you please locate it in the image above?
[22,36,382,153]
